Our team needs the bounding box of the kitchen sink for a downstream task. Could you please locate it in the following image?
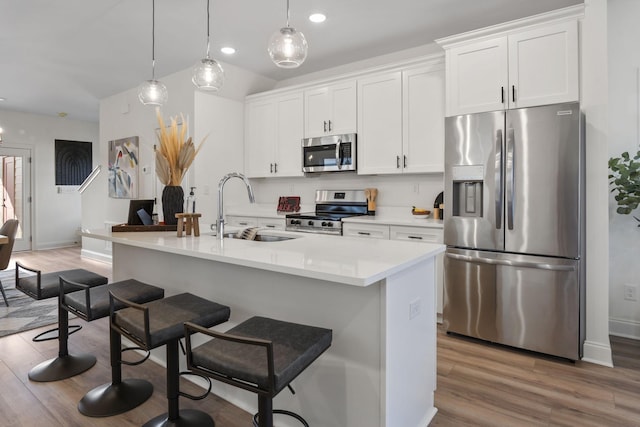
[211,231,297,242]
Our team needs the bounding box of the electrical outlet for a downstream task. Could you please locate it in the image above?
[624,284,638,301]
[409,298,422,320]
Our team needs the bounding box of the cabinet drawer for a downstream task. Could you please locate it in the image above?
[257,218,285,230]
[390,226,443,243]
[343,223,390,239]
[226,216,258,228]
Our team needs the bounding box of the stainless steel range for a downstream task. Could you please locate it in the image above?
[285,190,368,235]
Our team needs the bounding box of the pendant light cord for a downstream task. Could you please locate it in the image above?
[286,0,290,28]
[206,0,211,59]
[151,0,156,80]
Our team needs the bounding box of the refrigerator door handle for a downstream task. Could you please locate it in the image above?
[445,252,577,272]
[495,129,503,229]
[506,127,515,230]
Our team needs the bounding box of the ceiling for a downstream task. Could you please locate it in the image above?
[0,0,582,122]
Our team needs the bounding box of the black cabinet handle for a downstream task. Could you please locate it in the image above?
[274,163,278,173]
[270,163,273,173]
[358,231,371,236]
[328,120,332,132]
[512,85,516,102]
[396,155,400,168]
[501,86,504,103]
[323,121,327,132]
[404,155,407,168]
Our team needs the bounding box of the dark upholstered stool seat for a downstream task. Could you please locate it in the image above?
[15,262,109,343]
[16,264,108,300]
[79,292,230,425]
[64,279,165,321]
[185,316,332,427]
[114,292,230,350]
[28,278,165,383]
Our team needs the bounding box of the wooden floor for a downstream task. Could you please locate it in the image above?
[2,247,640,426]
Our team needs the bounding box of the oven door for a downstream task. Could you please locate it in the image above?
[302,134,356,173]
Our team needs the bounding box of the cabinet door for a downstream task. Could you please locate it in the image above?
[403,65,445,173]
[343,223,390,239]
[446,37,508,116]
[245,99,276,178]
[304,87,329,138]
[508,21,579,109]
[357,71,403,175]
[328,80,357,135]
[275,93,304,177]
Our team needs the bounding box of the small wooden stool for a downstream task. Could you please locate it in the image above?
[175,213,201,237]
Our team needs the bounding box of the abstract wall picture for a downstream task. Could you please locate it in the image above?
[108,136,139,198]
[55,140,92,185]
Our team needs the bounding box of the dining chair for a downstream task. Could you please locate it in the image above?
[0,219,19,306]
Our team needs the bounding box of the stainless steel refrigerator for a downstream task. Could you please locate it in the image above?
[443,102,585,360]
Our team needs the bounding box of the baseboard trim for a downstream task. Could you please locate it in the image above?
[609,317,640,340]
[80,248,112,264]
[582,339,614,367]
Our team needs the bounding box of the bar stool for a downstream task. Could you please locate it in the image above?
[28,277,164,382]
[79,292,230,425]
[15,262,108,342]
[184,316,332,427]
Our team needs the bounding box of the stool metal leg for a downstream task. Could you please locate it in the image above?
[143,339,214,427]
[78,327,153,417]
[28,298,96,382]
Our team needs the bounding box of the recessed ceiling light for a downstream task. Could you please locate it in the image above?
[309,13,326,23]
[0,97,6,102]
[58,112,68,118]
[221,47,236,55]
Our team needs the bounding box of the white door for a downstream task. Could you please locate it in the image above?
[0,147,32,251]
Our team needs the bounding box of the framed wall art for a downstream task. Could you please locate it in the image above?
[108,136,139,198]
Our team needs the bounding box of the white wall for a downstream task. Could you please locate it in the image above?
[81,61,274,259]
[0,109,99,249]
[608,0,640,339]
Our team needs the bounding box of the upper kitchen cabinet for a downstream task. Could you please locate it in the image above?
[304,80,357,138]
[245,91,304,178]
[358,61,445,175]
[439,16,579,116]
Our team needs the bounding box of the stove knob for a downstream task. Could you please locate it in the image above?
[321,221,327,227]
[327,222,333,227]
[308,220,314,226]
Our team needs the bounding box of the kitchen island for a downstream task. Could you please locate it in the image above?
[81,227,444,427]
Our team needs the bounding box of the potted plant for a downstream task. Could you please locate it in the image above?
[155,110,205,225]
[609,150,640,226]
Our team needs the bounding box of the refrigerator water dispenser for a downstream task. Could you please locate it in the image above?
[451,165,483,218]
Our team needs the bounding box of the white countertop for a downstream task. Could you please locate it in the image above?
[81,227,444,287]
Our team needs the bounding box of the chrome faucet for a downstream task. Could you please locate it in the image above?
[216,172,255,239]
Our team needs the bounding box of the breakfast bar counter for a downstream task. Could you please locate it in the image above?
[81,228,444,427]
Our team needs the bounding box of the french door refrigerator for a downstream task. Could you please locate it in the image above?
[443,102,585,360]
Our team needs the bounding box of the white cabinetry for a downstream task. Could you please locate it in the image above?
[245,91,304,178]
[358,63,445,175]
[304,80,357,138]
[357,71,402,175]
[443,20,579,116]
[342,223,390,240]
[226,215,285,230]
[344,222,444,316]
[390,226,444,315]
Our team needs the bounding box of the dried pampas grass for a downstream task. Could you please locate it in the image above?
[155,109,206,186]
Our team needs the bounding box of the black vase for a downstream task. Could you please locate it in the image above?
[162,185,184,226]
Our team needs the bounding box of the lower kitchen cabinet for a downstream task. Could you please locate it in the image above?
[344,223,444,317]
[226,215,285,230]
[342,223,390,239]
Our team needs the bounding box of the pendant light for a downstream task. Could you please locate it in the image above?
[267,0,308,68]
[138,0,168,106]
[192,0,224,91]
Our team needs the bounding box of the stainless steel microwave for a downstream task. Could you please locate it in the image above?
[302,133,357,173]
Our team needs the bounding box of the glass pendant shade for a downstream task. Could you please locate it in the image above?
[138,79,168,106]
[192,58,224,91]
[268,26,308,68]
